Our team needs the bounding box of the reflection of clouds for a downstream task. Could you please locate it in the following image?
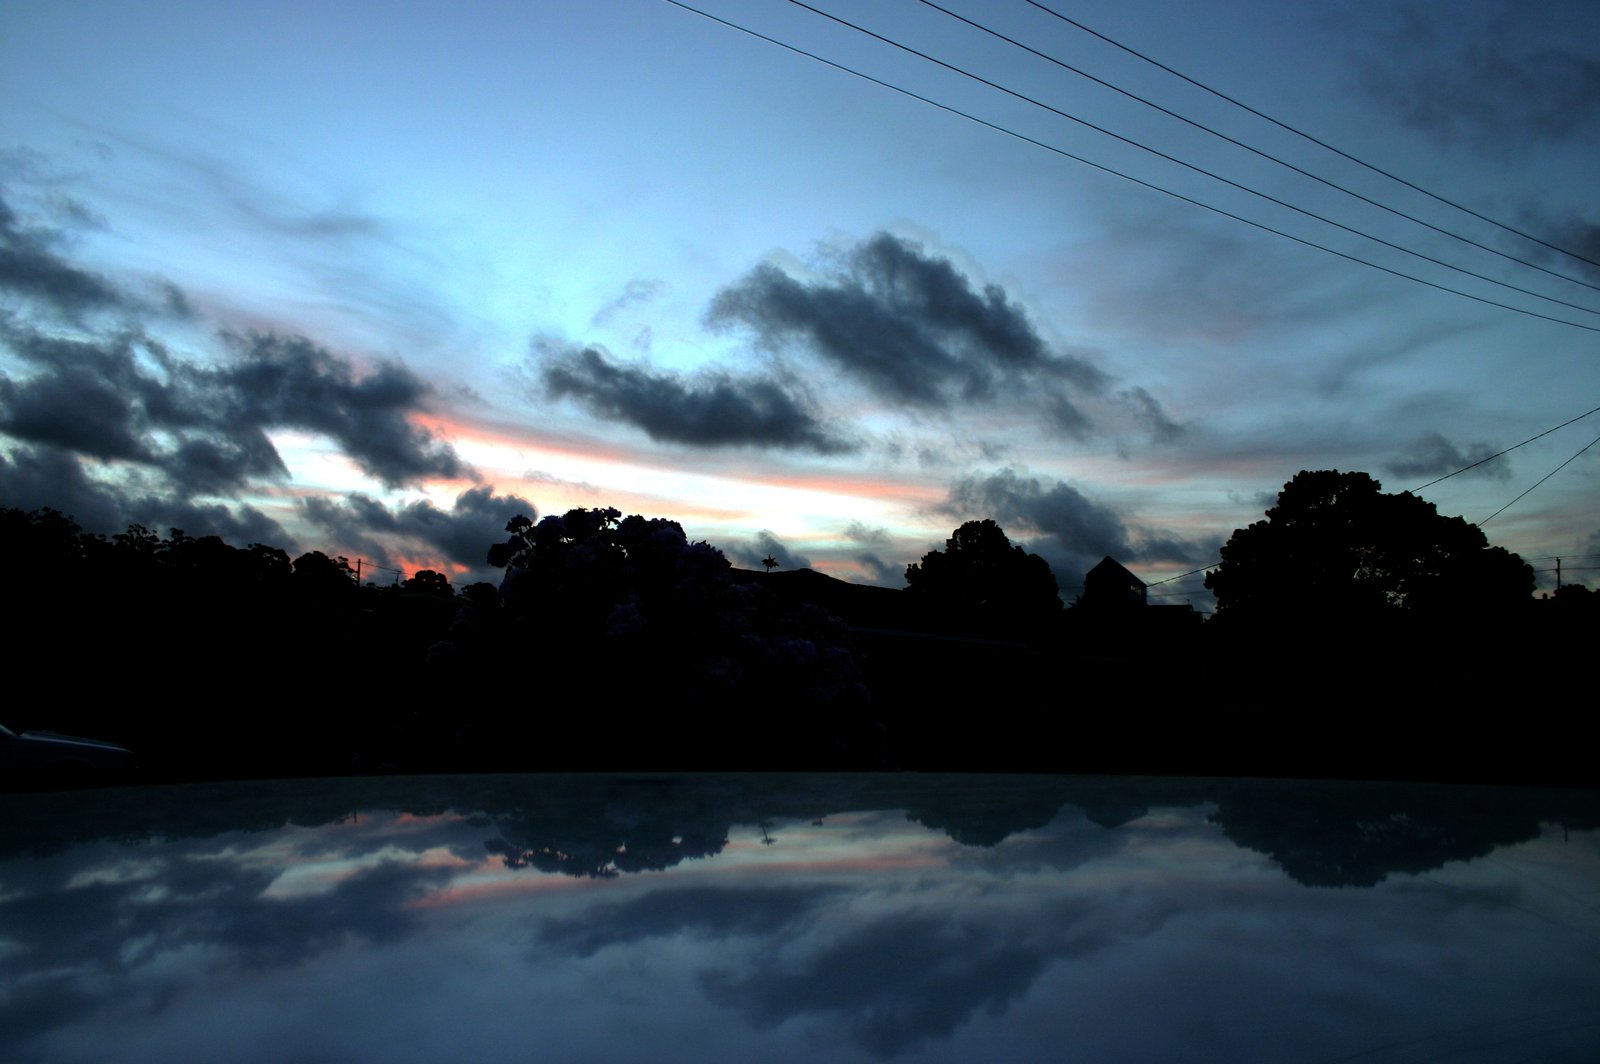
[700,909,1090,1058]
[539,885,843,958]
[0,820,471,1062]
[529,826,1186,1059]
[2,780,1598,1064]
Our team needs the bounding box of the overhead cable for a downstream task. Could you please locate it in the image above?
[1023,0,1600,274]
[918,0,1600,298]
[1480,433,1600,526]
[664,0,1600,334]
[783,0,1600,320]
[1411,402,1600,491]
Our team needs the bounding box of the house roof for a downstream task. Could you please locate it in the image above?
[1085,556,1146,588]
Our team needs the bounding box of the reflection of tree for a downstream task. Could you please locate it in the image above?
[1208,780,1600,887]
[903,780,1073,847]
[6,774,1596,893]
[481,779,737,878]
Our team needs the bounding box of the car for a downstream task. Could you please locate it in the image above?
[0,721,136,788]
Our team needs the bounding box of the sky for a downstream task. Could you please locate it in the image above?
[2,0,1598,601]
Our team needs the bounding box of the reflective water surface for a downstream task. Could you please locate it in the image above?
[3,775,1598,1063]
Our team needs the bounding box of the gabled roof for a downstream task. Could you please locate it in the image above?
[1086,556,1146,589]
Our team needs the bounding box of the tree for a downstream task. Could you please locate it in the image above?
[480,507,868,715]
[762,554,779,574]
[1204,470,1533,623]
[403,568,453,596]
[904,519,1061,632]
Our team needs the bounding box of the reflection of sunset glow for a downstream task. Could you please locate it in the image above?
[262,846,473,899]
[404,867,605,910]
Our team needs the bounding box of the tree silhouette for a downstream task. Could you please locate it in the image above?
[1205,470,1533,623]
[481,507,868,724]
[762,554,779,573]
[403,569,453,596]
[904,519,1061,633]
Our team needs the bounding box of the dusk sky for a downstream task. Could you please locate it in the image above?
[3,0,1597,601]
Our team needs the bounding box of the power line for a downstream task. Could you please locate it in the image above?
[1411,402,1600,491]
[1145,563,1215,587]
[1022,0,1600,275]
[663,0,1600,334]
[919,0,1600,300]
[1151,401,1600,577]
[1480,433,1600,526]
[782,0,1600,320]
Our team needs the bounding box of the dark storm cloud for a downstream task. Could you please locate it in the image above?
[0,358,150,461]
[1385,432,1510,483]
[3,316,467,524]
[1357,6,1600,148]
[706,232,1124,438]
[0,443,292,547]
[0,325,297,494]
[0,444,128,532]
[725,529,810,571]
[300,485,536,569]
[0,191,127,316]
[948,469,1131,562]
[541,342,854,454]
[221,331,468,487]
[945,469,1215,582]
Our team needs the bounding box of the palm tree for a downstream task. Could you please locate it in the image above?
[761,554,778,574]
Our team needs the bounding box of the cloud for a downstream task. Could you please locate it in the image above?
[854,552,902,586]
[725,529,810,571]
[1119,386,1185,443]
[0,320,466,498]
[1355,6,1600,148]
[1385,432,1510,483]
[1540,215,1600,282]
[299,485,537,571]
[708,232,1140,440]
[0,191,127,317]
[699,910,1071,1057]
[591,277,664,327]
[220,331,469,487]
[844,521,891,547]
[0,443,292,546]
[944,469,1216,581]
[843,522,903,586]
[540,342,853,454]
[540,885,840,959]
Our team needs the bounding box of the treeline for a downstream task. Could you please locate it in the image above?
[5,500,1596,786]
[3,506,474,778]
[2,506,882,779]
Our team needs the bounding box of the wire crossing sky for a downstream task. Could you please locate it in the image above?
[1,0,1597,596]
